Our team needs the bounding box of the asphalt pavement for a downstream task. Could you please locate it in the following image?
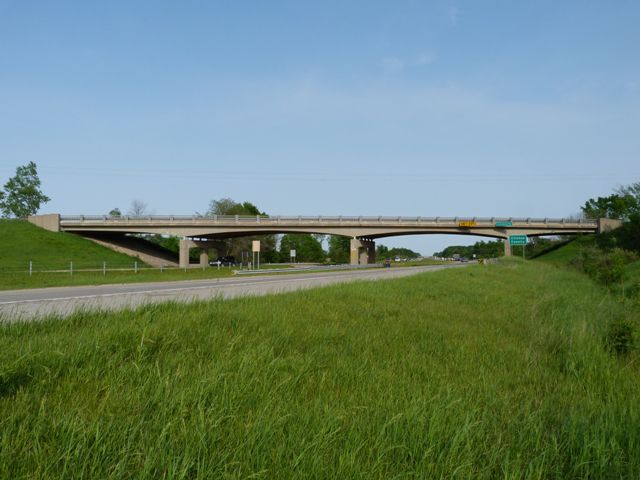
[0,264,466,322]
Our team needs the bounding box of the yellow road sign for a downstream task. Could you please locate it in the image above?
[458,221,477,227]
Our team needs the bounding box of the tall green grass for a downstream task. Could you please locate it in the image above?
[1,259,638,478]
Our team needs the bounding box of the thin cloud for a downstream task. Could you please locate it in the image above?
[380,53,436,73]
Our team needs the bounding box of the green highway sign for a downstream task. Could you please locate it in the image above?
[509,235,528,246]
[495,221,513,227]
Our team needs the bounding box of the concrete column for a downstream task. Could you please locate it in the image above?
[179,238,193,268]
[503,238,511,257]
[350,238,361,265]
[199,249,209,267]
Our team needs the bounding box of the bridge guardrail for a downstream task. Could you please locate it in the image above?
[59,215,598,226]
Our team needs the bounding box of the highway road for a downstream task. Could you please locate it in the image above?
[0,264,466,322]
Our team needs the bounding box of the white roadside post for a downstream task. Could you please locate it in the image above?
[29,261,32,276]
[290,249,296,264]
[70,261,73,275]
[252,240,261,270]
[103,261,106,275]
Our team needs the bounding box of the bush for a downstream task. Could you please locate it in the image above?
[605,320,635,356]
[572,246,637,287]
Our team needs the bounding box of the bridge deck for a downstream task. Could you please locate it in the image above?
[60,215,597,229]
[26,213,606,266]
[54,215,600,244]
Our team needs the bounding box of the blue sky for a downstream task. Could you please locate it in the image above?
[1,1,639,254]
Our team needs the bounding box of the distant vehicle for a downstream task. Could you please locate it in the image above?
[460,257,469,263]
[210,256,236,267]
[394,256,401,262]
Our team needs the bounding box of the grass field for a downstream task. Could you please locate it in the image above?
[535,237,584,266]
[1,259,638,478]
[0,219,144,271]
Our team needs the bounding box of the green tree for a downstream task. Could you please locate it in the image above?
[279,234,326,262]
[206,198,276,261]
[0,162,50,218]
[207,198,266,217]
[581,194,635,220]
[435,239,504,259]
[616,182,640,216]
[328,236,351,263]
[109,208,122,217]
[385,247,421,259]
[376,244,390,258]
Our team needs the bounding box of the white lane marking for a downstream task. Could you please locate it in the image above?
[0,268,436,306]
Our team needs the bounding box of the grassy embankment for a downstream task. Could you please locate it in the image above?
[537,236,640,296]
[1,258,638,478]
[0,220,238,290]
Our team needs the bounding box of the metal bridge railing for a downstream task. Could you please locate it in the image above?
[59,215,598,226]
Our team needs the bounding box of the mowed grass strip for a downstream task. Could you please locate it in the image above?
[1,260,638,478]
[0,267,237,291]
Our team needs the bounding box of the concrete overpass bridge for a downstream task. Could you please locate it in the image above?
[29,214,618,267]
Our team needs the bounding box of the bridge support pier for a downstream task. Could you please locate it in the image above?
[179,238,195,268]
[503,238,511,257]
[199,249,209,267]
[350,238,376,265]
[180,239,213,268]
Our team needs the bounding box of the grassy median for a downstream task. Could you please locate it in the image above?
[1,259,639,478]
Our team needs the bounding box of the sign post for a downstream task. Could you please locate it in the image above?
[509,235,528,259]
[290,249,296,264]
[252,240,261,270]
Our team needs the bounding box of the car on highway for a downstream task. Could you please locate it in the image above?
[209,256,237,267]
